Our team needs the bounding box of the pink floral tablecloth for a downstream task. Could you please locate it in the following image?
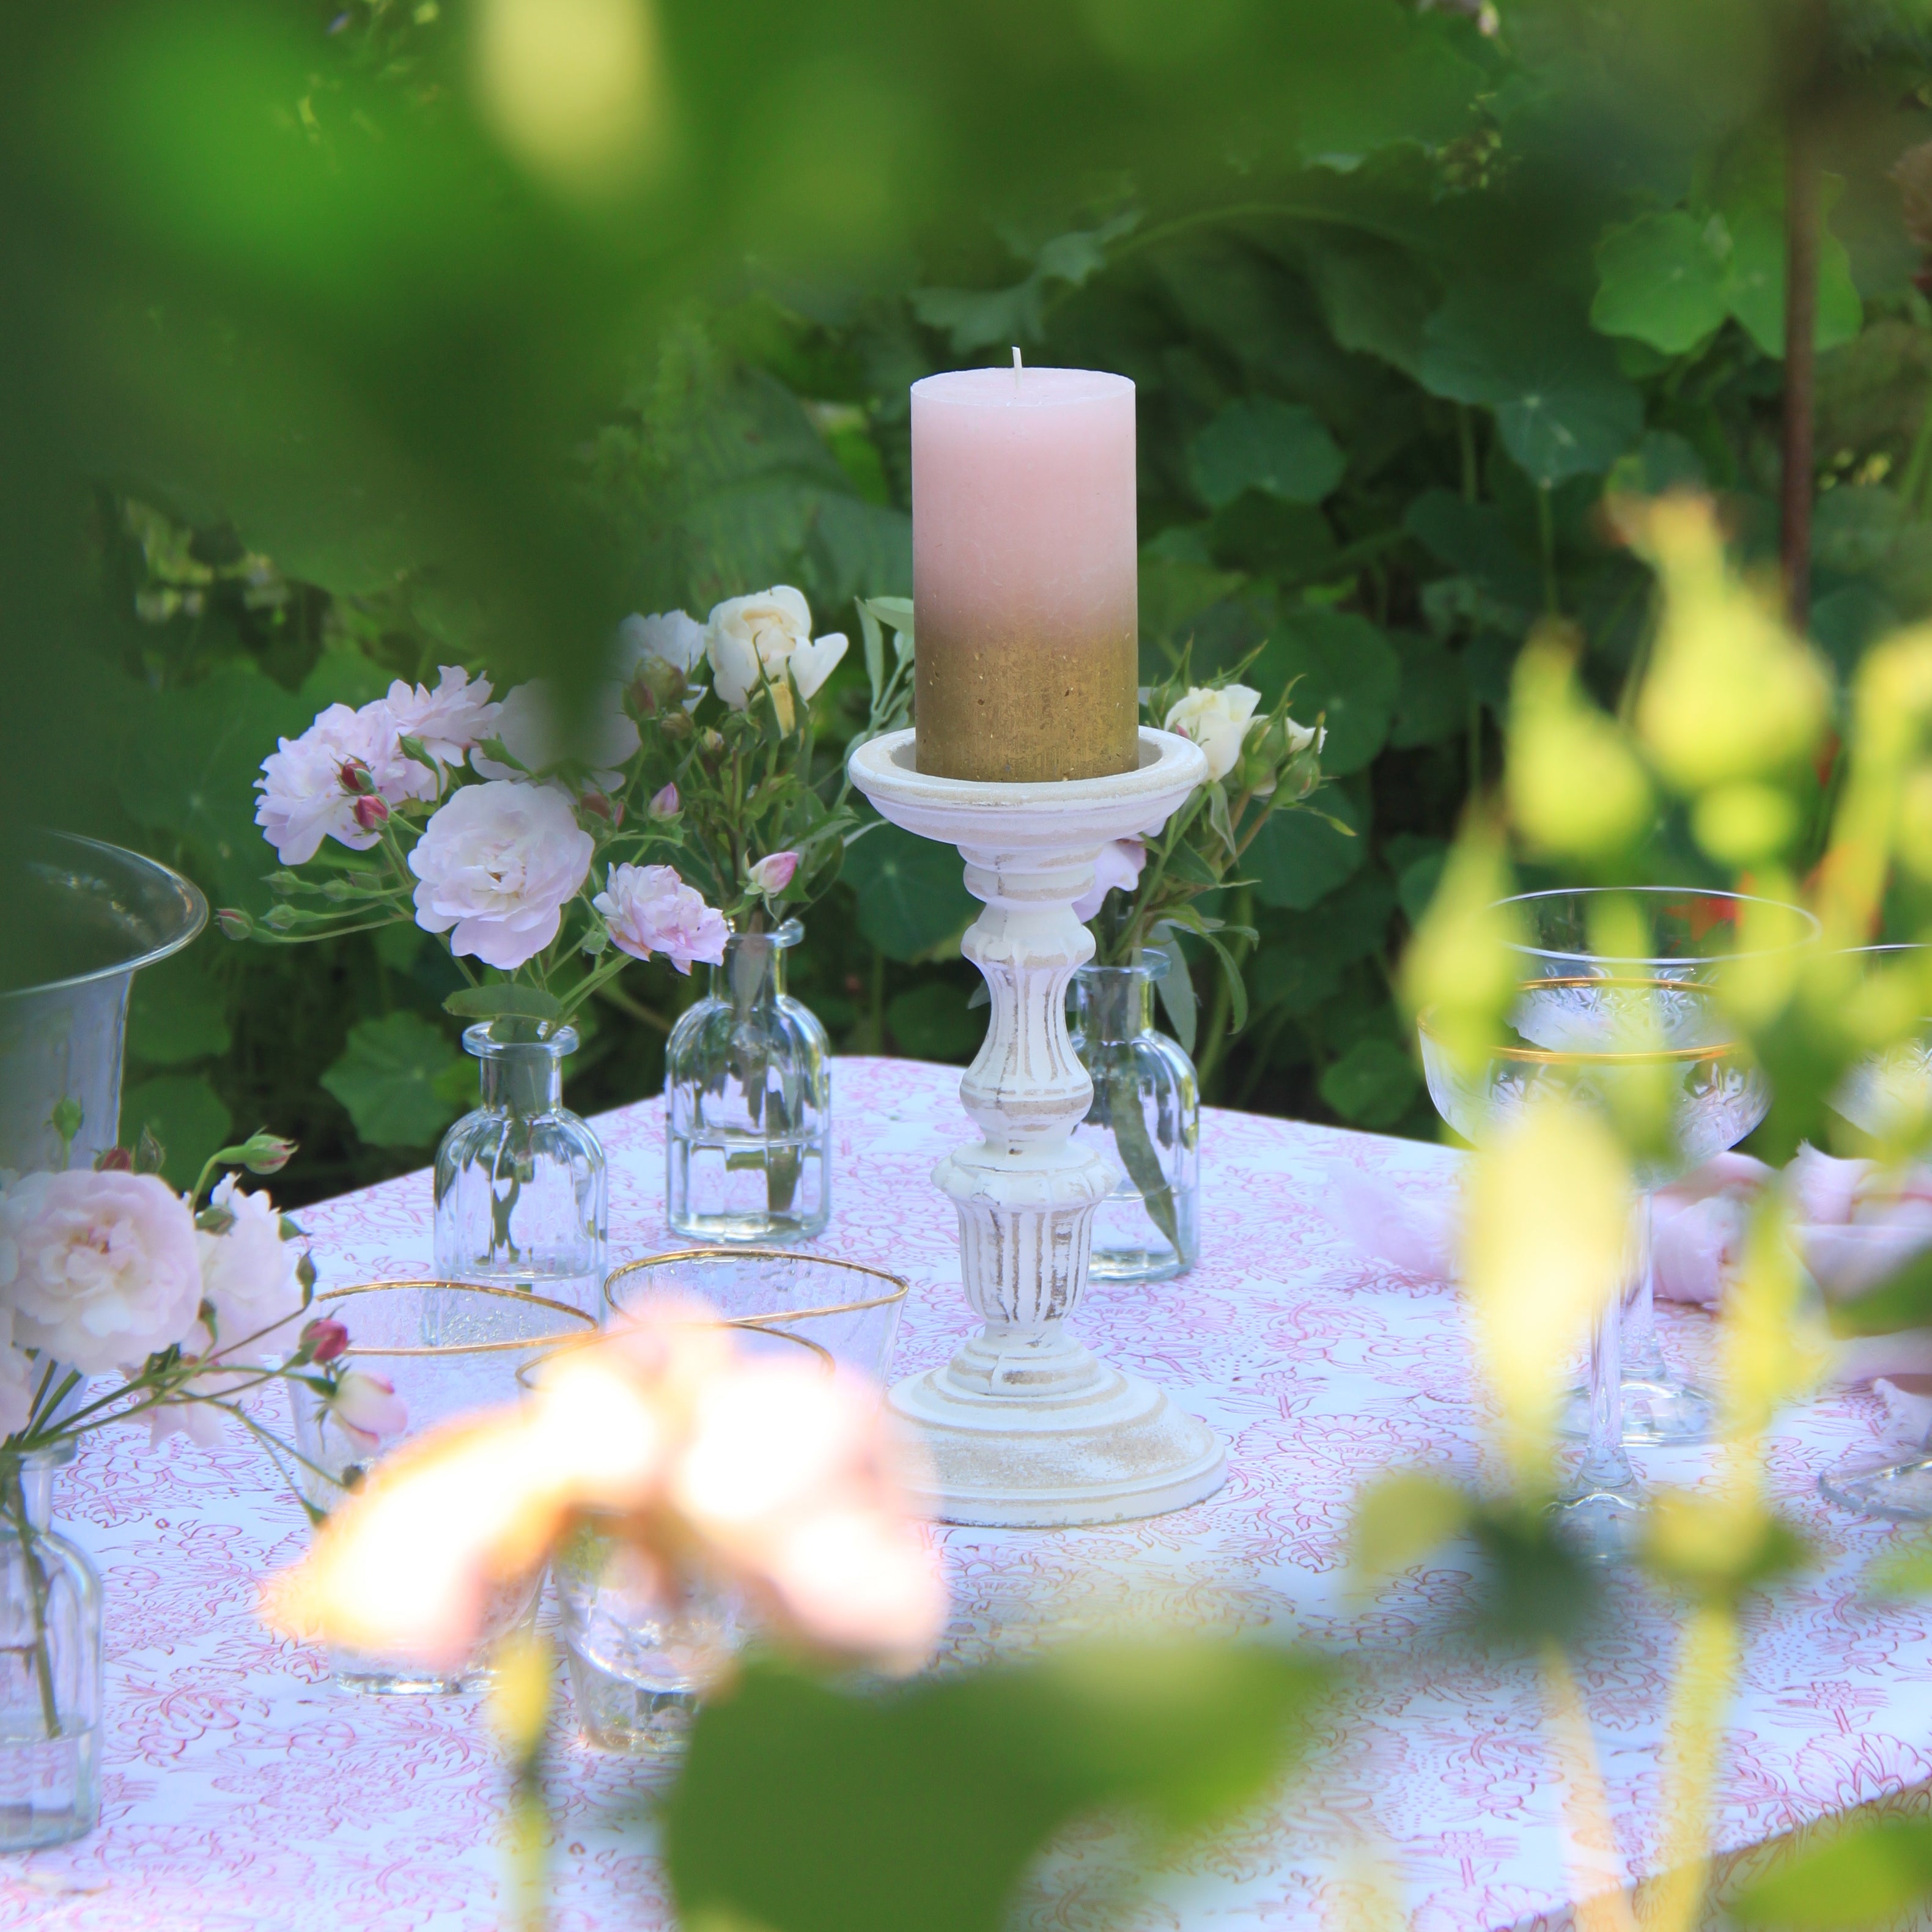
[3,1056,1925,1932]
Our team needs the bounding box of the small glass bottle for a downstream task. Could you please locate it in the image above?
[665,919,831,1243]
[0,1447,102,1849]
[433,1021,608,1318]
[1069,954,1201,1283]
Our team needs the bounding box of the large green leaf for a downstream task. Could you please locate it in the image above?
[1256,611,1400,776]
[885,981,984,1061]
[1591,210,1731,354]
[1247,786,1368,910]
[665,1643,1330,1932]
[1731,1818,1932,1928]
[1725,205,1864,360]
[842,824,976,962]
[126,945,231,1067]
[115,660,309,913]
[320,1011,464,1148]
[1189,399,1345,509]
[119,1072,234,1191]
[1319,1037,1420,1128]
[1418,286,1644,485]
[1304,233,1436,378]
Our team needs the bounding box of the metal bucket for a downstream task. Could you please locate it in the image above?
[0,832,208,1176]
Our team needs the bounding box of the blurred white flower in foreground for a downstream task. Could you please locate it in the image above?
[262,1303,945,1676]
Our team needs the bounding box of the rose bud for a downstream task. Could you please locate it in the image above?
[216,908,254,940]
[301,1317,350,1365]
[580,791,613,823]
[92,1146,134,1173]
[660,710,694,743]
[747,850,801,895]
[237,1131,297,1175]
[338,758,377,796]
[648,783,680,820]
[352,794,390,831]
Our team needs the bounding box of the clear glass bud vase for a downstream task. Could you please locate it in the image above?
[0,1448,101,1849]
[433,1021,608,1318]
[1069,956,1201,1283]
[665,920,831,1242]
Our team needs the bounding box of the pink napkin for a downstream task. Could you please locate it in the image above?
[1313,1145,1932,1401]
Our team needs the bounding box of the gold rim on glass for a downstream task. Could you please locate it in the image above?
[602,1248,910,1327]
[1417,978,1749,1067]
[512,1319,838,1392]
[312,1279,597,1356]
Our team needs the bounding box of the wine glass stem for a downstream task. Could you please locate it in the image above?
[1578,1264,1636,1495]
[1622,1191,1664,1381]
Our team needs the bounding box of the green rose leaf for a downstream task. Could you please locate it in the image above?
[1189,399,1346,511]
[441,985,565,1022]
[1591,211,1731,355]
[842,824,976,963]
[1418,286,1644,486]
[320,1011,465,1149]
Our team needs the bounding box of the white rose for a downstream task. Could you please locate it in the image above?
[1162,684,1263,784]
[470,681,640,791]
[255,701,440,866]
[384,667,503,767]
[1285,717,1324,758]
[706,587,848,709]
[409,781,594,970]
[196,1175,307,1363]
[616,610,709,679]
[0,1169,202,1374]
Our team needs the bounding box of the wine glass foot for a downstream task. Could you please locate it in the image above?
[1559,1377,1716,1447]
[1550,1479,1646,1563]
[1820,1456,1932,1521]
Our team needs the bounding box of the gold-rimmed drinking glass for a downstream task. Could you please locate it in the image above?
[1420,982,1766,1560]
[286,1279,595,1694]
[1500,887,1811,1443]
[559,1249,910,1752]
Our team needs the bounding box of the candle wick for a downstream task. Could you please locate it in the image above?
[1012,345,1022,392]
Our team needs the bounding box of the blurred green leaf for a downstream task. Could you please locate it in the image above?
[1404,490,1543,613]
[1248,787,1368,910]
[319,1011,463,1148]
[1349,1470,1469,1584]
[1591,210,1731,354]
[119,1072,234,1192]
[1725,205,1864,360]
[1418,287,1644,486]
[1259,613,1400,776]
[1319,1038,1419,1127]
[127,946,231,1067]
[1731,1818,1932,1928]
[1389,633,1467,750]
[665,1643,1331,1932]
[1190,399,1345,510]
[843,824,975,962]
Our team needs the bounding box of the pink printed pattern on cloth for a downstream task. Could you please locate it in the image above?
[3,1058,1930,1932]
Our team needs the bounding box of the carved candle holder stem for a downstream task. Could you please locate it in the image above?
[847,727,1226,1528]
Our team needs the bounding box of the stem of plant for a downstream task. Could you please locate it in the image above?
[1536,485,1560,616]
[7,1468,61,1741]
[1782,100,1820,629]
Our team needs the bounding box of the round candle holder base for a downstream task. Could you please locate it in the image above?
[848,726,1225,1529]
[887,1324,1225,1528]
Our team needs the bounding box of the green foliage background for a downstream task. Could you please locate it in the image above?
[13,0,1932,1202]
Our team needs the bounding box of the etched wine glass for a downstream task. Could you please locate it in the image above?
[1499,887,1812,1444]
[1816,945,1932,1519]
[1420,980,1766,1559]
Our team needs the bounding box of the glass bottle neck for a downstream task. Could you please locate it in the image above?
[1077,964,1158,1044]
[0,1448,69,1533]
[713,926,795,1012]
[465,1022,577,1115]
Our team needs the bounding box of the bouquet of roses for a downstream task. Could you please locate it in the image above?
[1071,660,1328,1244]
[223,583,902,1030]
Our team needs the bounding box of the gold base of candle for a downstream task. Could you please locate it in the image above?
[913,627,1138,783]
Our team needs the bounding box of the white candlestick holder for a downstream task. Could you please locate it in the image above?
[847,726,1226,1527]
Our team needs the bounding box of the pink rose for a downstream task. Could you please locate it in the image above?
[1072,839,1146,923]
[384,666,501,766]
[593,863,729,974]
[326,1370,409,1456]
[408,781,594,971]
[747,850,800,896]
[255,701,440,865]
[0,1169,201,1373]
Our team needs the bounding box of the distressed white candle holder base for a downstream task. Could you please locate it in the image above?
[847,726,1227,1528]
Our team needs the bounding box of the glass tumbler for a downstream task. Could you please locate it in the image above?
[287,1280,595,1693]
[558,1249,909,1751]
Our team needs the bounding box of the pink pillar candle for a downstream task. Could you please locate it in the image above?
[911,366,1140,783]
